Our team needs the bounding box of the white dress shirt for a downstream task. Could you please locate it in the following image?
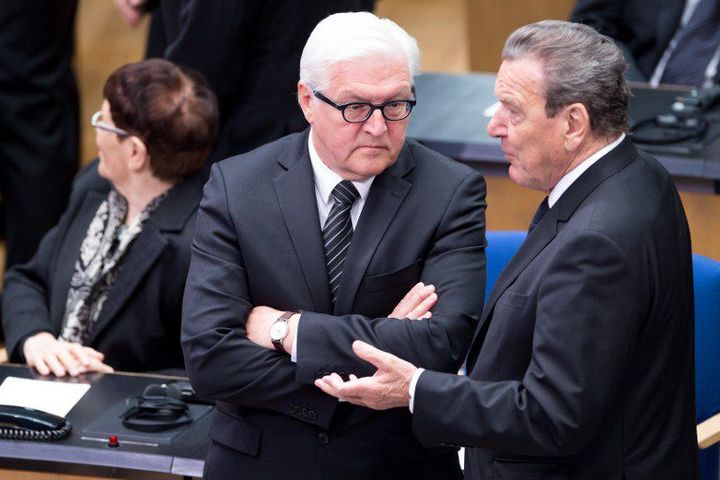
[290,129,375,362]
[408,133,625,413]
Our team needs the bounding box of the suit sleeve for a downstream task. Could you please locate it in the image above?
[570,0,647,81]
[2,225,63,361]
[294,172,487,383]
[181,164,337,428]
[1,164,101,361]
[411,231,641,456]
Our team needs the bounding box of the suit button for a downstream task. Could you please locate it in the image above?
[308,410,317,420]
[317,433,329,445]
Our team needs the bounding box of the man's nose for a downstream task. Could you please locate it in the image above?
[487,113,505,138]
[363,108,388,135]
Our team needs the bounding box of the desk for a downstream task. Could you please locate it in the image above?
[409,73,720,193]
[0,364,209,479]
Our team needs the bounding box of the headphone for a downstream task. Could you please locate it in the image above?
[120,383,193,432]
[632,86,720,145]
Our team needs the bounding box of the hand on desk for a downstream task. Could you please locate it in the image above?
[315,340,417,410]
[23,332,114,377]
[245,282,437,352]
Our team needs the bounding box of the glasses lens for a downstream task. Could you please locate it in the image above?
[383,101,412,121]
[343,103,372,123]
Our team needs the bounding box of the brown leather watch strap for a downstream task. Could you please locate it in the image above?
[271,310,297,354]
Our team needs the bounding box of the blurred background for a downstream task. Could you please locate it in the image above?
[0,0,717,282]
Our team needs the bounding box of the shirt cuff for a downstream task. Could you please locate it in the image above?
[290,314,300,363]
[408,368,425,413]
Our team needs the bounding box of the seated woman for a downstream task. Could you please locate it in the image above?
[2,58,218,376]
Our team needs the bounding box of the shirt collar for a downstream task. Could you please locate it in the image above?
[308,128,374,204]
[548,133,625,208]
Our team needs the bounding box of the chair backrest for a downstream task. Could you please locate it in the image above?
[693,254,720,480]
[485,230,526,303]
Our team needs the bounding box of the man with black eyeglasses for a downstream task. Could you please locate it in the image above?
[182,11,487,480]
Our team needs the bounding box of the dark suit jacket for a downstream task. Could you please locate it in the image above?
[2,161,205,373]
[412,138,699,479]
[182,129,487,480]
[145,0,369,162]
[0,0,78,269]
[571,0,688,82]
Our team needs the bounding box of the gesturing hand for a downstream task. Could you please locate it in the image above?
[389,282,437,320]
[315,341,417,410]
[22,332,114,377]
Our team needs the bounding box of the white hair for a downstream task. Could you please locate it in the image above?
[299,11,420,91]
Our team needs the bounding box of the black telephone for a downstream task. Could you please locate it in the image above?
[0,405,72,441]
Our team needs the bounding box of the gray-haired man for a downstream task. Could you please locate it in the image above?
[317,20,699,480]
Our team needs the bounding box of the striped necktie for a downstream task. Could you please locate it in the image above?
[323,180,360,304]
[661,0,720,87]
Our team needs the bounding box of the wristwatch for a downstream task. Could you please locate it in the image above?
[270,311,298,354]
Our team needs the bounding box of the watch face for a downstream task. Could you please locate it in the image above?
[270,321,288,341]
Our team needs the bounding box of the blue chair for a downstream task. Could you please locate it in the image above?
[694,254,720,480]
[484,230,526,303]
[485,231,720,479]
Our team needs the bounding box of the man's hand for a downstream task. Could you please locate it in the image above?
[22,332,114,377]
[314,340,417,410]
[114,0,147,27]
[246,306,299,353]
[389,282,437,319]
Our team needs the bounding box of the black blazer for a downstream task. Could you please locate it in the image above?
[571,0,687,82]
[145,0,370,162]
[412,138,699,479]
[182,129,487,480]
[2,161,205,373]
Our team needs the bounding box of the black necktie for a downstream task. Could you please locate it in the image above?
[528,197,549,234]
[323,180,360,304]
[661,0,720,86]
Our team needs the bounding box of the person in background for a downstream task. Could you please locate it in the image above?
[0,0,79,273]
[115,0,373,163]
[2,59,218,376]
[572,0,720,88]
[316,20,699,480]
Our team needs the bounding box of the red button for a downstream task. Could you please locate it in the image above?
[108,435,120,448]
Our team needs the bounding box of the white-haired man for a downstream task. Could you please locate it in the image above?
[182,12,487,480]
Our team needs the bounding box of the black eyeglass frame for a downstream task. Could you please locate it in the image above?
[312,88,417,123]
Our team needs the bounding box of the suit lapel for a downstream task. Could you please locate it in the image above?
[465,216,557,369]
[656,0,685,52]
[51,191,107,326]
[335,165,411,315]
[333,155,412,314]
[273,130,333,313]
[88,228,167,343]
[87,171,204,343]
[466,137,638,369]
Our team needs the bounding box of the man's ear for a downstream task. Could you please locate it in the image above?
[297,81,315,124]
[126,136,148,172]
[564,103,591,151]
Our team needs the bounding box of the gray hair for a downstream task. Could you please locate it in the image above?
[299,11,420,91]
[503,20,629,137]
